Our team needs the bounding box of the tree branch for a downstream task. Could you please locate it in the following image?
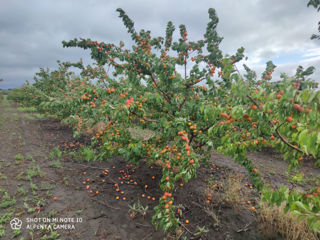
[129,110,158,123]
[148,72,172,103]
[178,97,187,111]
[274,122,303,153]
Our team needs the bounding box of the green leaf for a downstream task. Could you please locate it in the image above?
[307,91,318,103]
[230,106,243,119]
[296,213,306,223]
[312,221,320,232]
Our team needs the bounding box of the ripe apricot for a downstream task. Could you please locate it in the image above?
[293,104,301,111]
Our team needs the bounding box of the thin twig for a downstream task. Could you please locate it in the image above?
[275,122,303,153]
[135,222,150,228]
[246,94,263,111]
[149,72,172,103]
[142,232,153,240]
[129,110,158,123]
[185,77,206,88]
[181,223,193,236]
[236,222,251,233]
[178,97,187,111]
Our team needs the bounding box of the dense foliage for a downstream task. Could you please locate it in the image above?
[16,8,320,233]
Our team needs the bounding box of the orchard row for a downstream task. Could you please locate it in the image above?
[12,8,320,233]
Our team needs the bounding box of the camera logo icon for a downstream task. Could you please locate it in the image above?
[10,218,22,230]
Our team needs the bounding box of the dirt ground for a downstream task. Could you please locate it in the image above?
[0,99,319,240]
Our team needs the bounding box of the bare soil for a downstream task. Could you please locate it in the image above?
[0,99,319,240]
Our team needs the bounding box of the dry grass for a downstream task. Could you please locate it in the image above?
[82,121,106,135]
[258,202,319,240]
[223,172,248,212]
[82,122,156,139]
[127,126,155,141]
[205,172,249,213]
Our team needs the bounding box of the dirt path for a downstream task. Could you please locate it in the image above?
[212,148,320,192]
[0,100,165,239]
[1,99,318,239]
[0,100,93,239]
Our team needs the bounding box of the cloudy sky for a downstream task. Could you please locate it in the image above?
[0,0,319,89]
